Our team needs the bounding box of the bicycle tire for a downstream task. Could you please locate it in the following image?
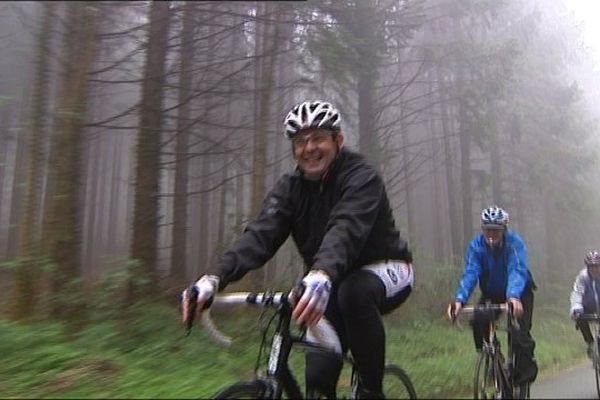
[474,351,503,400]
[514,382,530,399]
[594,337,600,398]
[213,380,271,399]
[383,364,417,399]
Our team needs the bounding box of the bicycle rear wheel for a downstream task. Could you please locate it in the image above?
[383,364,417,399]
[213,380,271,399]
[474,351,504,400]
[514,382,530,399]
[594,337,600,398]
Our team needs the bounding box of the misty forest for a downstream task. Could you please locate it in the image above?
[1,0,600,398]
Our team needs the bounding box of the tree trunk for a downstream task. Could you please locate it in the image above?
[489,119,503,205]
[46,2,99,326]
[426,71,444,263]
[458,87,473,249]
[453,15,474,251]
[436,63,461,263]
[6,120,27,260]
[354,1,379,165]
[247,2,279,289]
[197,155,210,275]
[6,80,34,261]
[9,2,56,320]
[0,105,9,260]
[129,1,171,301]
[83,133,104,283]
[357,70,378,164]
[170,1,194,286]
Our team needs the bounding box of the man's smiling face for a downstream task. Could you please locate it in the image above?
[292,128,344,181]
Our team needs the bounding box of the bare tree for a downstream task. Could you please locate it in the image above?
[169,1,195,287]
[128,1,171,301]
[45,2,99,325]
[9,2,56,319]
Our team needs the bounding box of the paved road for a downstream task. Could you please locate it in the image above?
[531,362,597,399]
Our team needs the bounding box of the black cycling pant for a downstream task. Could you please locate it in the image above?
[305,268,412,398]
[471,286,537,385]
[576,318,595,344]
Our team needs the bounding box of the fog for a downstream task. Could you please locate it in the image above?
[1,0,599,312]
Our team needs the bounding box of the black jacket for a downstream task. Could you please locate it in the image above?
[207,148,411,289]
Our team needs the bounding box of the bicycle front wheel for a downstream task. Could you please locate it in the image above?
[474,351,502,400]
[383,364,417,399]
[594,338,600,398]
[213,380,271,399]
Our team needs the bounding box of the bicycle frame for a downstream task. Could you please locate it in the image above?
[576,313,600,397]
[483,313,512,397]
[201,291,346,399]
[192,290,416,399]
[257,293,304,399]
[459,303,517,399]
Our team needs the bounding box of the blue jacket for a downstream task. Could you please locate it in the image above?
[455,230,534,304]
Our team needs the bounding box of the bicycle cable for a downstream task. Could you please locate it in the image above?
[255,307,279,374]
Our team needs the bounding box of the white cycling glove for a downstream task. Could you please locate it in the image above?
[184,275,219,307]
[181,275,219,328]
[571,307,583,320]
[295,270,332,325]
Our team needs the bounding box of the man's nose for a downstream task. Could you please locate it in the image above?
[304,138,318,150]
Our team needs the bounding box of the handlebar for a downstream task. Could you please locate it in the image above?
[460,303,510,314]
[191,291,295,346]
[212,291,292,307]
[576,313,600,322]
[452,303,520,330]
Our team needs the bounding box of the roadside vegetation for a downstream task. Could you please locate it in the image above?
[0,276,585,399]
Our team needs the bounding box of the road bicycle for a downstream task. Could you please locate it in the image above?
[454,303,529,399]
[185,287,417,399]
[575,313,600,397]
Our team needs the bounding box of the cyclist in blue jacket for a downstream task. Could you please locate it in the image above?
[447,205,538,389]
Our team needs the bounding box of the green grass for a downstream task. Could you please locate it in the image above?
[385,310,586,398]
[0,303,587,399]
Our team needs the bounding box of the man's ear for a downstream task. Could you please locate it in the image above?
[335,132,345,147]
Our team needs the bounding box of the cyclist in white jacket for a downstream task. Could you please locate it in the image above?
[570,250,600,357]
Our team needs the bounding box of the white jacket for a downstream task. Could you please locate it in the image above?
[570,268,600,316]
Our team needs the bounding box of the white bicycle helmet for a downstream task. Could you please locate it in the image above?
[481,206,509,228]
[283,100,341,138]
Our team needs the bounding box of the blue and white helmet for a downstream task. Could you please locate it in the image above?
[481,206,509,229]
[283,100,341,139]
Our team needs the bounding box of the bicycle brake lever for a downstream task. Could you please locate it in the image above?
[185,285,199,336]
[449,303,458,324]
[506,303,521,330]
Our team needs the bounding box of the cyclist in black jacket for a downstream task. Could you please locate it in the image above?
[182,100,414,399]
